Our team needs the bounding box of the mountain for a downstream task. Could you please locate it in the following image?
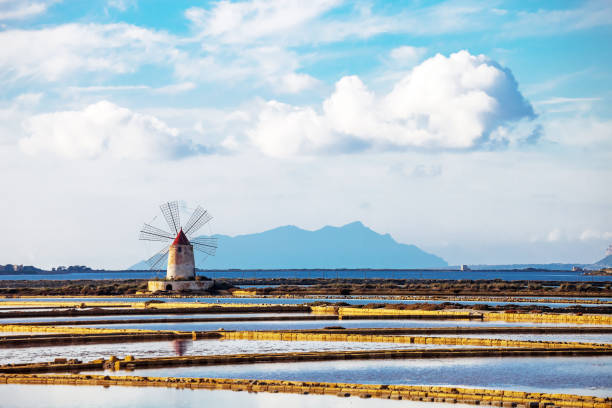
[131,221,447,270]
[591,254,612,268]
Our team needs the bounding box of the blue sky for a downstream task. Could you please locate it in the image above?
[0,0,611,268]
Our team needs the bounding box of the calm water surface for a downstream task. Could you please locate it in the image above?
[1,384,464,408]
[80,319,604,331]
[0,313,318,324]
[0,339,477,365]
[96,356,612,397]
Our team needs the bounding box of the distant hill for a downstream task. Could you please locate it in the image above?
[131,221,447,270]
[591,254,612,268]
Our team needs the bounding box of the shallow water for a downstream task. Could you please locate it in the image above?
[94,356,612,397]
[1,384,464,408]
[79,319,603,331]
[0,313,318,324]
[0,339,477,365]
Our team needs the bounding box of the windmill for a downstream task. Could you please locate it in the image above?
[139,201,217,281]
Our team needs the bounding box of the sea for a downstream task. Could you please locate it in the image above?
[0,269,609,281]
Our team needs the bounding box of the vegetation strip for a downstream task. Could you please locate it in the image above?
[226,278,612,298]
[0,373,609,407]
[2,278,610,298]
[2,348,612,374]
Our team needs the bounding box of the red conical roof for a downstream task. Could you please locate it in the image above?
[172,228,191,246]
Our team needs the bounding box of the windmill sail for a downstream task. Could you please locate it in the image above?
[139,223,174,242]
[160,201,181,235]
[145,246,170,270]
[183,205,212,237]
[191,236,218,256]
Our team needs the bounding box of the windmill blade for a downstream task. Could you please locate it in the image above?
[160,201,181,235]
[139,223,174,242]
[191,236,218,247]
[183,206,212,237]
[192,237,218,256]
[193,243,217,256]
[146,246,170,270]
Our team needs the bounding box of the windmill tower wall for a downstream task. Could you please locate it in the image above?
[167,244,195,280]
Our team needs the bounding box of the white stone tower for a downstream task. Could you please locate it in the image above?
[166,228,195,280]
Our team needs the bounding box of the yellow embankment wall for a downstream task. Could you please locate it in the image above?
[483,312,612,325]
[310,306,612,325]
[0,374,609,408]
[220,331,611,349]
[0,324,161,334]
[131,302,284,309]
[232,290,257,297]
[311,306,477,318]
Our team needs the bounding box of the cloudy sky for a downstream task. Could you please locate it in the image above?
[1,0,611,269]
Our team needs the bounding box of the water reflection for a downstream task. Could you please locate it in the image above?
[172,339,191,356]
[0,312,316,324]
[94,356,612,397]
[1,384,468,408]
[80,319,604,331]
[0,339,476,365]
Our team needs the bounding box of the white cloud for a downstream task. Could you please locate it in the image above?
[542,116,612,147]
[107,0,136,12]
[19,101,203,160]
[184,1,503,47]
[0,23,173,81]
[279,73,319,94]
[247,50,535,156]
[580,230,612,241]
[531,229,612,244]
[0,93,43,145]
[546,228,564,242]
[14,92,43,107]
[502,0,612,37]
[185,0,342,45]
[174,45,314,93]
[247,100,332,157]
[153,82,196,94]
[389,46,427,67]
[412,164,442,178]
[0,0,56,20]
[66,82,196,95]
[537,97,602,105]
[534,96,602,115]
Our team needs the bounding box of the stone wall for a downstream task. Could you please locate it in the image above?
[147,280,213,293]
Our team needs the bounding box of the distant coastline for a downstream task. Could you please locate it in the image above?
[0,266,597,275]
[584,268,612,276]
